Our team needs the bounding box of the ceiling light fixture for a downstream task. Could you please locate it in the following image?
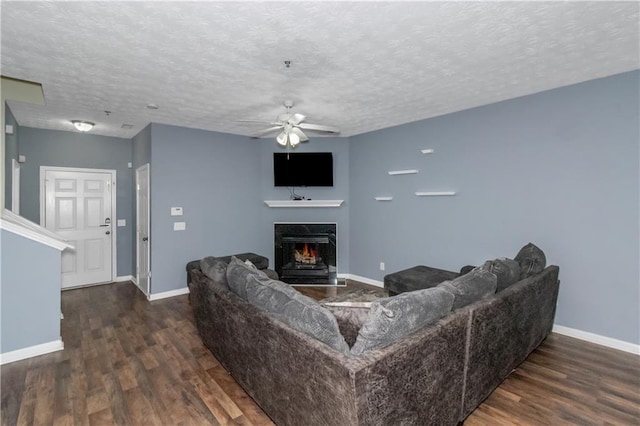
[71,120,94,132]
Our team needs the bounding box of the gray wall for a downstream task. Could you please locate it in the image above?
[259,138,350,272]
[132,124,151,169]
[1,230,61,353]
[4,71,637,348]
[18,127,135,276]
[147,124,263,294]
[349,70,640,344]
[4,106,18,209]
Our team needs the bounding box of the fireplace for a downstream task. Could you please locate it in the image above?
[274,223,337,285]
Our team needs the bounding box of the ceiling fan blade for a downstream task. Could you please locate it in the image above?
[290,127,308,142]
[290,113,306,125]
[252,126,283,137]
[298,122,340,133]
[237,119,282,127]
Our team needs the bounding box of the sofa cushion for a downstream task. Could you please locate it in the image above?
[218,252,269,270]
[244,274,350,353]
[438,268,497,310]
[226,256,268,300]
[200,256,229,288]
[350,287,454,355]
[481,258,521,292]
[323,302,372,348]
[459,265,476,276]
[514,243,546,279]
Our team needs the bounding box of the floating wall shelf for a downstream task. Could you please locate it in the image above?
[374,196,393,201]
[264,200,344,208]
[388,169,418,175]
[415,191,456,196]
[421,149,434,154]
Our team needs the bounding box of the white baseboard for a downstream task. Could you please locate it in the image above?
[148,287,190,301]
[338,273,384,288]
[0,339,64,365]
[114,275,134,283]
[553,325,639,355]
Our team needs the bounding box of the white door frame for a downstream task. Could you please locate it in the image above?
[135,163,150,296]
[11,158,20,214]
[40,166,118,283]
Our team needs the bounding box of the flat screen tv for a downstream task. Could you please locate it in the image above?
[273,152,333,187]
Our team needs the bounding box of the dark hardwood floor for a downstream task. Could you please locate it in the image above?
[1,281,638,425]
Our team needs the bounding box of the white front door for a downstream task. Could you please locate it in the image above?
[43,168,114,288]
[136,164,150,295]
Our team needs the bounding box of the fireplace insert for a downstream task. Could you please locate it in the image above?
[274,223,337,285]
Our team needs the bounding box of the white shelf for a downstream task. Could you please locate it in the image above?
[388,169,418,175]
[415,191,456,196]
[374,196,393,201]
[264,200,344,208]
[421,149,434,154]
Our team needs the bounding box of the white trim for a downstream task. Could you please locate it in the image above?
[552,325,639,355]
[135,164,151,297]
[338,273,384,288]
[0,339,64,365]
[148,287,190,301]
[374,196,393,201]
[11,158,20,214]
[114,275,134,283]
[0,210,72,251]
[265,199,343,208]
[40,166,118,284]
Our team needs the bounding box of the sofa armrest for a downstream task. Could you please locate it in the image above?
[461,265,560,420]
[351,311,468,426]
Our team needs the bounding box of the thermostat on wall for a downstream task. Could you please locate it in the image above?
[171,207,183,216]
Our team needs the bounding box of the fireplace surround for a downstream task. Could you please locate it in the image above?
[274,223,338,285]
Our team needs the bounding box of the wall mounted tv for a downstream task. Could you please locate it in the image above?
[273,152,334,187]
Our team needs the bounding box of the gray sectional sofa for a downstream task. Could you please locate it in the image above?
[186,247,559,425]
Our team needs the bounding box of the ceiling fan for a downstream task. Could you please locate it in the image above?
[241,100,340,149]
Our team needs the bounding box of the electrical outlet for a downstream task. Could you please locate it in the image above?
[380,262,385,271]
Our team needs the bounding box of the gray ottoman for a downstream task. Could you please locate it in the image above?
[384,265,459,296]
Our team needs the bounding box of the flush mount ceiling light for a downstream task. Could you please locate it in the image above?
[71,120,94,132]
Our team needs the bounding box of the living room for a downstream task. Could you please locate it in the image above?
[1,1,638,424]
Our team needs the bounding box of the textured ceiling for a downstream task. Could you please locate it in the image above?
[1,1,638,139]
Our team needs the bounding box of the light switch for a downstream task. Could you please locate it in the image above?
[117,219,126,227]
[171,207,183,216]
[173,221,186,231]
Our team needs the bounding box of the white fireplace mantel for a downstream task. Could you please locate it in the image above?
[264,200,344,208]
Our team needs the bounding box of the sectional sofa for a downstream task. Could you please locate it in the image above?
[186,249,559,425]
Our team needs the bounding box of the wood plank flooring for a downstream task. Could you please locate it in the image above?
[1,281,638,425]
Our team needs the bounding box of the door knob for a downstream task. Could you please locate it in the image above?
[142,237,148,242]
[105,231,111,235]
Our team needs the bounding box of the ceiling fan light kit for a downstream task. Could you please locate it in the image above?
[242,100,339,150]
